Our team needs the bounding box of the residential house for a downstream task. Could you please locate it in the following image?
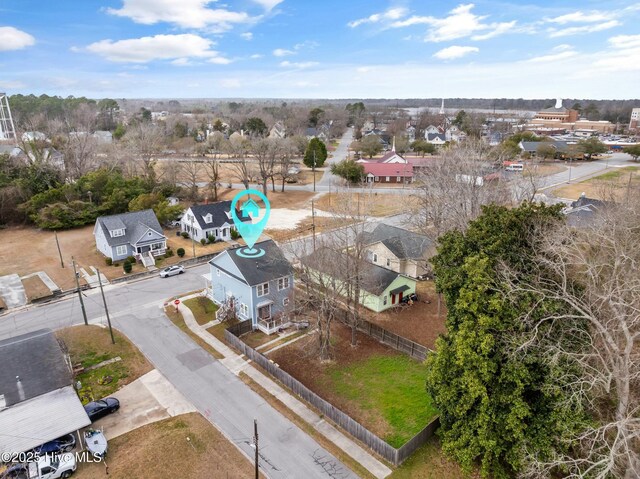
[94,209,167,266]
[269,121,286,139]
[426,133,447,145]
[301,248,417,312]
[206,240,294,334]
[424,125,441,136]
[305,127,328,142]
[363,162,413,183]
[564,193,609,227]
[0,329,91,455]
[361,224,434,278]
[519,140,570,157]
[93,130,113,144]
[445,125,466,142]
[180,200,251,242]
[405,125,416,142]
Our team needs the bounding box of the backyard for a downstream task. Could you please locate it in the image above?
[363,281,447,350]
[74,413,262,479]
[56,325,152,404]
[269,320,438,448]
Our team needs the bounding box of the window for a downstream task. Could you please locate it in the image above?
[257,282,269,297]
[111,228,125,237]
[397,176,401,182]
[204,213,212,223]
[383,295,388,305]
[373,253,378,263]
[386,258,390,267]
[115,245,127,256]
[278,276,290,290]
[374,176,379,182]
[385,176,390,182]
[240,303,248,317]
[152,242,163,250]
[283,298,290,306]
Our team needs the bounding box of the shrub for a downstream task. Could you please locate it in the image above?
[105,257,113,266]
[177,247,185,257]
[114,263,120,267]
[126,256,136,264]
[230,229,240,240]
[165,248,174,258]
[181,232,189,239]
[123,262,132,273]
[200,238,206,245]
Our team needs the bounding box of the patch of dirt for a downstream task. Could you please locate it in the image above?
[314,192,416,217]
[21,275,52,301]
[362,281,448,350]
[73,413,262,479]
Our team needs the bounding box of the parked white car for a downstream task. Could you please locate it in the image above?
[159,265,185,278]
[27,454,77,478]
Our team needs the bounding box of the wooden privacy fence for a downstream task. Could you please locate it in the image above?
[224,325,438,465]
[336,311,430,362]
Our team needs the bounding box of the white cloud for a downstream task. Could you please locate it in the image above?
[548,20,620,38]
[279,61,319,69]
[250,53,264,59]
[273,48,294,57]
[609,34,640,49]
[0,80,26,89]
[220,78,241,88]
[593,34,640,72]
[106,0,252,31]
[433,45,479,60]
[240,32,253,40]
[83,34,230,64]
[0,26,35,51]
[390,4,515,42]
[348,7,408,28]
[524,45,578,63]
[546,10,616,24]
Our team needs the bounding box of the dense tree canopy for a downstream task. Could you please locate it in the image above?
[303,137,327,168]
[426,203,586,478]
[330,159,364,183]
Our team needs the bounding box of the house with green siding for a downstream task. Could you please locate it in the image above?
[301,248,417,313]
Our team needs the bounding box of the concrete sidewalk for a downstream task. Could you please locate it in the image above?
[178,295,392,479]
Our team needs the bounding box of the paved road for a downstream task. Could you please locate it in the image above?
[0,269,356,479]
[317,127,353,188]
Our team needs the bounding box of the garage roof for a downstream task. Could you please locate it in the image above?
[0,386,91,454]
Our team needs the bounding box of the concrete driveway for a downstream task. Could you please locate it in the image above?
[0,274,27,309]
[92,369,196,440]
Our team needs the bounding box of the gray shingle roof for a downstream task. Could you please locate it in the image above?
[95,209,165,248]
[520,140,569,153]
[187,201,251,230]
[427,133,446,142]
[361,224,433,260]
[301,247,402,296]
[0,329,71,407]
[211,239,293,286]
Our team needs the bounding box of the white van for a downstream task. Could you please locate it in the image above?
[505,163,524,172]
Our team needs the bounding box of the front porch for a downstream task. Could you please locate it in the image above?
[256,301,290,334]
[134,241,166,267]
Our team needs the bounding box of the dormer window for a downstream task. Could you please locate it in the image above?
[203,213,213,224]
[111,228,125,237]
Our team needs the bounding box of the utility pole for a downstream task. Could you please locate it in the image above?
[253,419,259,479]
[97,268,115,344]
[72,258,88,326]
[54,231,64,268]
[190,216,196,258]
[311,199,317,252]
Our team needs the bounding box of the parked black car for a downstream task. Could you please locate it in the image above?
[400,293,418,304]
[32,433,76,455]
[84,397,120,422]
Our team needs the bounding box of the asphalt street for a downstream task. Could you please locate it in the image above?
[0,268,356,479]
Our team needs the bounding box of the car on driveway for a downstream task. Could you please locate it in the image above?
[159,265,184,278]
[84,397,120,422]
[33,433,76,455]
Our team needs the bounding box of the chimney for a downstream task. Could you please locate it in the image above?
[580,192,586,198]
[204,197,209,205]
[16,375,25,402]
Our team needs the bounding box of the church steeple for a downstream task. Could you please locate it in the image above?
[391,135,396,152]
[439,98,445,115]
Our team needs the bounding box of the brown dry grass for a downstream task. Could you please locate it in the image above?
[362,281,447,350]
[214,188,314,209]
[525,162,567,177]
[552,166,640,200]
[74,413,262,479]
[314,193,416,217]
[21,275,53,301]
[265,216,353,242]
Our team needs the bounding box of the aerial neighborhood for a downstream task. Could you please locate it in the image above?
[1,1,639,478]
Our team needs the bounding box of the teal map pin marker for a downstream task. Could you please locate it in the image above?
[230,189,271,258]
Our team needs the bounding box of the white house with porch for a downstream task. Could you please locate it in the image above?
[94,209,166,267]
[180,200,251,242]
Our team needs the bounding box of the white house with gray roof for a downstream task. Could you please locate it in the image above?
[180,200,251,242]
[94,209,167,266]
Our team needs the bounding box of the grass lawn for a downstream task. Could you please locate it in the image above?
[242,330,272,349]
[183,296,218,325]
[553,166,640,200]
[388,439,474,479]
[165,305,225,359]
[74,413,263,479]
[21,275,53,301]
[270,321,437,448]
[206,318,240,342]
[56,325,152,404]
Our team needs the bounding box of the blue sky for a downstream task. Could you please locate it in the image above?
[1,0,640,99]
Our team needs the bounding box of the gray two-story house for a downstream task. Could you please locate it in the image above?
[207,240,294,334]
[94,209,167,267]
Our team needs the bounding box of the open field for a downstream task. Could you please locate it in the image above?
[74,413,262,479]
[363,281,447,350]
[56,325,152,404]
[553,166,640,200]
[214,188,314,209]
[270,321,437,447]
[266,215,353,242]
[314,192,416,217]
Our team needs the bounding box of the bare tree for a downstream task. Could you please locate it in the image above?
[274,138,297,192]
[61,103,99,178]
[502,203,640,479]
[181,160,203,201]
[251,138,277,196]
[123,122,165,184]
[409,139,512,239]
